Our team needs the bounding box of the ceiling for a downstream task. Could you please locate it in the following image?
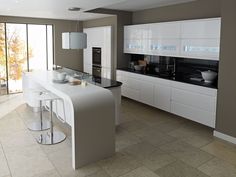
[0,0,196,21]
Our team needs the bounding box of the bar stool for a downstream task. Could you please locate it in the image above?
[36,92,66,145]
[27,89,50,131]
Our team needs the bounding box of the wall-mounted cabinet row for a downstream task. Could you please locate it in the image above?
[124,18,221,60]
[116,70,217,128]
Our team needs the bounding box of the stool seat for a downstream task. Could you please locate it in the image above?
[35,92,60,102]
[27,89,50,131]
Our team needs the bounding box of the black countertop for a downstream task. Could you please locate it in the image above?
[58,67,122,89]
[118,68,217,89]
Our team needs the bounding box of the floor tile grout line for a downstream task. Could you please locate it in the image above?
[0,142,13,177]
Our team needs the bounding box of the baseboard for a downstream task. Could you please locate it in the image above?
[214,130,236,144]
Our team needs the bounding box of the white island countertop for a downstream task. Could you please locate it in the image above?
[23,70,116,169]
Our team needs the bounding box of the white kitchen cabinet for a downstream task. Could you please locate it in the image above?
[154,85,171,112]
[180,18,221,60]
[83,26,112,78]
[170,81,217,128]
[150,39,180,56]
[124,24,151,40]
[180,39,220,60]
[181,18,221,39]
[117,70,217,128]
[124,18,221,60]
[139,80,154,106]
[84,64,92,74]
[150,22,181,39]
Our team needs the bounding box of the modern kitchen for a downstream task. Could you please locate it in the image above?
[0,0,236,177]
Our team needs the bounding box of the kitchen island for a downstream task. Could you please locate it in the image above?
[23,70,120,169]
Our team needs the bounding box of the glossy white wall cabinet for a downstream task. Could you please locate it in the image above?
[180,18,221,60]
[117,70,217,128]
[83,26,112,78]
[124,18,221,60]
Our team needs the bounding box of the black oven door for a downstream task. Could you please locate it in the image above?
[92,47,102,66]
[92,65,102,78]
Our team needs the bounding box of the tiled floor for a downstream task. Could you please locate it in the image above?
[1,96,236,177]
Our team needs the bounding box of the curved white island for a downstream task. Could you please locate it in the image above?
[23,70,119,169]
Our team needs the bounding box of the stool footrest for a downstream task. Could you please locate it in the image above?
[27,121,50,131]
[36,131,66,145]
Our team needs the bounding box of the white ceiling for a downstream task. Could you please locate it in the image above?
[0,0,196,21]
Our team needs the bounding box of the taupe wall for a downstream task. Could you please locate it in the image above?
[0,16,83,70]
[132,0,236,138]
[133,0,220,24]
[216,0,236,137]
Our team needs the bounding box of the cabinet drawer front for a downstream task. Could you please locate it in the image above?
[121,86,140,101]
[171,101,215,128]
[180,39,220,60]
[171,88,216,113]
[171,81,217,96]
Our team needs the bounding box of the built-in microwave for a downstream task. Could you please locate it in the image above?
[92,47,102,66]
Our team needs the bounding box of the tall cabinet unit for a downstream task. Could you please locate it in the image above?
[83,26,112,79]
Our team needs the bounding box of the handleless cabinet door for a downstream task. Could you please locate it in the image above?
[154,84,171,112]
[180,39,220,60]
[181,18,221,39]
[150,39,180,57]
[139,80,154,106]
[150,22,181,39]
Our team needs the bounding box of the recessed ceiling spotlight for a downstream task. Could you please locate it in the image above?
[68,7,81,11]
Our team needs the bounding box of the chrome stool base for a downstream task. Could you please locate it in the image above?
[27,121,50,131]
[36,131,66,145]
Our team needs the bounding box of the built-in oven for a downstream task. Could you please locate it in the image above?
[92,47,102,66]
[92,65,102,78]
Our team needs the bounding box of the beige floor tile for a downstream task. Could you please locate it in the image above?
[201,140,236,166]
[33,169,61,177]
[0,130,37,153]
[47,147,77,177]
[98,152,141,177]
[152,118,185,133]
[85,170,110,177]
[123,142,157,160]
[156,161,209,177]
[39,137,71,155]
[0,113,26,136]
[115,130,141,151]
[198,157,236,177]
[160,140,213,167]
[142,148,176,171]
[120,166,160,177]
[168,124,214,148]
[5,145,55,177]
[0,146,11,177]
[119,119,149,133]
[140,130,177,147]
[76,163,101,177]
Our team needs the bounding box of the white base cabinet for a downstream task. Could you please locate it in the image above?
[117,70,217,128]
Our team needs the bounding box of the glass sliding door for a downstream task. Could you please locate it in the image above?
[47,25,53,70]
[6,23,27,94]
[28,24,47,71]
[0,23,7,95]
[0,23,53,95]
